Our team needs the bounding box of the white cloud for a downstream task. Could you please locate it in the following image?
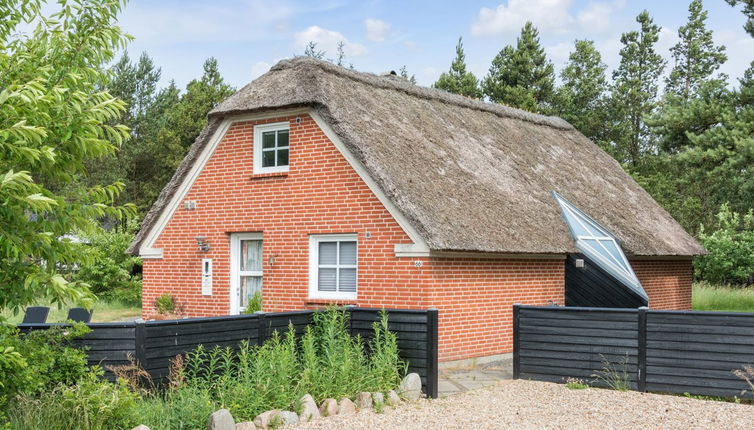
[471,0,619,36]
[294,25,367,57]
[577,2,613,33]
[364,18,391,42]
[471,0,575,36]
[251,61,271,79]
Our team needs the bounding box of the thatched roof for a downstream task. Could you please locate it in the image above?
[128,57,703,257]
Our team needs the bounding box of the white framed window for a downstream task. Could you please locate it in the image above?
[309,234,358,300]
[230,233,263,314]
[253,122,290,174]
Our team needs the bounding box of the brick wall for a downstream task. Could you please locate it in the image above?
[425,258,565,362]
[631,259,693,310]
[142,111,693,362]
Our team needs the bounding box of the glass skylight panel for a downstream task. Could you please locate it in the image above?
[553,192,648,301]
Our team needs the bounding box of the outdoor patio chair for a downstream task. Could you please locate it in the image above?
[21,306,50,324]
[67,307,93,323]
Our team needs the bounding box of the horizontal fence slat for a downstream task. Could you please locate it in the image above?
[515,305,754,400]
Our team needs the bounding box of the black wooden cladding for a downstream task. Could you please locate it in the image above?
[565,254,647,308]
[514,305,754,398]
[17,307,439,398]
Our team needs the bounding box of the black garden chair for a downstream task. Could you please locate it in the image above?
[67,307,93,323]
[21,306,50,324]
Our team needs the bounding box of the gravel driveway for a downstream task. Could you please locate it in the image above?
[293,380,753,430]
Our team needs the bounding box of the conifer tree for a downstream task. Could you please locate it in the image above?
[434,37,481,98]
[552,40,608,144]
[482,22,555,112]
[666,0,727,101]
[609,11,666,167]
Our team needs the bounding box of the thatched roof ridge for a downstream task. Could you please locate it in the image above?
[211,57,574,130]
[128,57,704,257]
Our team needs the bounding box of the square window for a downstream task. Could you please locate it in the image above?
[254,122,290,174]
[310,234,357,300]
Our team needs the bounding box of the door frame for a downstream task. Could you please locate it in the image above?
[229,232,263,315]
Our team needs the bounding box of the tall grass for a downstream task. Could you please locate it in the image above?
[692,282,754,312]
[139,308,405,428]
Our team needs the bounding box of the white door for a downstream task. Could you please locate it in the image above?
[230,233,263,315]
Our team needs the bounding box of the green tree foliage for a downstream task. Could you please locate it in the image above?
[67,226,142,305]
[482,22,555,112]
[0,0,135,314]
[666,0,727,102]
[433,37,481,98]
[124,58,234,212]
[551,40,609,145]
[609,10,666,167]
[695,204,754,285]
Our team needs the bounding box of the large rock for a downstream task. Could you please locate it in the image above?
[279,411,299,426]
[319,398,338,417]
[372,392,385,406]
[253,410,281,429]
[235,423,257,430]
[208,409,236,430]
[398,373,422,401]
[299,394,320,422]
[355,392,372,409]
[132,426,150,430]
[338,397,356,415]
[386,390,401,406]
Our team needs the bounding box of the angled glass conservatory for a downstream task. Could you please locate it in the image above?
[553,191,649,308]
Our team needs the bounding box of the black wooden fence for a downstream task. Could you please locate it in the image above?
[513,305,754,398]
[19,307,439,398]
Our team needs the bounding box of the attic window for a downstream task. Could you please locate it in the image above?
[254,122,290,174]
[553,191,647,301]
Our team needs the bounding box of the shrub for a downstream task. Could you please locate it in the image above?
[0,323,90,412]
[155,294,176,314]
[241,291,263,314]
[8,368,139,430]
[695,204,754,285]
[68,226,142,305]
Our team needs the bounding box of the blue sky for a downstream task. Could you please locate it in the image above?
[117,0,754,89]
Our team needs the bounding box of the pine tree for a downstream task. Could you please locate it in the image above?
[433,37,481,98]
[482,22,555,112]
[609,11,666,167]
[303,41,325,59]
[551,40,608,145]
[399,65,417,84]
[666,0,727,101]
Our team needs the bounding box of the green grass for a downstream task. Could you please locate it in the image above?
[1,300,141,324]
[692,282,754,312]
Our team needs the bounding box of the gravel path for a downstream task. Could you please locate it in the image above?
[293,380,753,430]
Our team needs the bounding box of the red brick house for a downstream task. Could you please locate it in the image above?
[128,57,704,363]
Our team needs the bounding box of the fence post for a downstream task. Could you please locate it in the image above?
[134,319,148,370]
[637,307,648,392]
[512,304,520,380]
[257,312,267,346]
[426,308,439,399]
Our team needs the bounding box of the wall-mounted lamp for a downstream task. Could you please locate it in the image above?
[268,254,276,266]
[195,236,210,252]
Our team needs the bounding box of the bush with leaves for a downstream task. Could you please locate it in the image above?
[0,323,90,415]
[68,226,142,305]
[8,367,139,430]
[695,204,754,285]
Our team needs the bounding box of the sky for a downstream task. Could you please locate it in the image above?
[116,0,754,90]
